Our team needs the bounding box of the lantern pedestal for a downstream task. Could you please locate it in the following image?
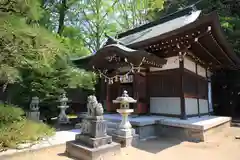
[27,111,40,122]
[112,109,139,147]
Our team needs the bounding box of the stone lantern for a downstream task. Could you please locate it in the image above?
[58,93,70,124]
[27,96,41,122]
[112,90,138,147]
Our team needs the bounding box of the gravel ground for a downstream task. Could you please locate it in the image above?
[6,127,240,160]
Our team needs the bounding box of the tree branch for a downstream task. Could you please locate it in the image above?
[81,10,98,29]
[98,0,118,24]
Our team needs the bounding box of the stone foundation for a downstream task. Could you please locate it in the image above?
[155,121,231,142]
[156,125,204,142]
[105,115,231,142]
[133,117,231,142]
[66,141,121,160]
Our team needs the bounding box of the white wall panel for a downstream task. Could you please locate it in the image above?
[185,98,198,115]
[150,97,181,115]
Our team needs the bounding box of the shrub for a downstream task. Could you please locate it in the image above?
[0,119,55,149]
[0,104,24,125]
[0,104,55,150]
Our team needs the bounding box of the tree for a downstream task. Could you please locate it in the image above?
[115,0,165,30]
[39,0,91,57]
[0,0,96,104]
[69,0,119,52]
[0,0,65,88]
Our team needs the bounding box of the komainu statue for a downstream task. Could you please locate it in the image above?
[81,95,104,135]
[87,95,103,117]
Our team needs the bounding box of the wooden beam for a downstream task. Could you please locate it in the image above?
[196,63,200,117]
[209,33,236,66]
[180,59,187,120]
[196,40,222,65]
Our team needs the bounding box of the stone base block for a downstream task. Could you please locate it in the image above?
[112,134,139,147]
[66,141,121,160]
[75,134,112,148]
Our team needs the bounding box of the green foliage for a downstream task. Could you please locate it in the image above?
[70,0,119,52]
[0,0,96,104]
[16,58,96,102]
[0,0,65,84]
[45,0,165,53]
[115,0,165,30]
[0,104,54,150]
[0,104,24,125]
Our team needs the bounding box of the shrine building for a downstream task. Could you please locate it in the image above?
[73,6,240,120]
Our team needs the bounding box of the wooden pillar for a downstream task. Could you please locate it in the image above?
[106,83,111,112]
[180,59,187,120]
[146,69,150,114]
[196,64,200,117]
[206,70,210,115]
[100,78,105,104]
[133,74,138,114]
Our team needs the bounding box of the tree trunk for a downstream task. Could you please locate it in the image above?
[57,0,67,35]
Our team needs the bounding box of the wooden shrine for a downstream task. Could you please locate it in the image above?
[73,6,240,119]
